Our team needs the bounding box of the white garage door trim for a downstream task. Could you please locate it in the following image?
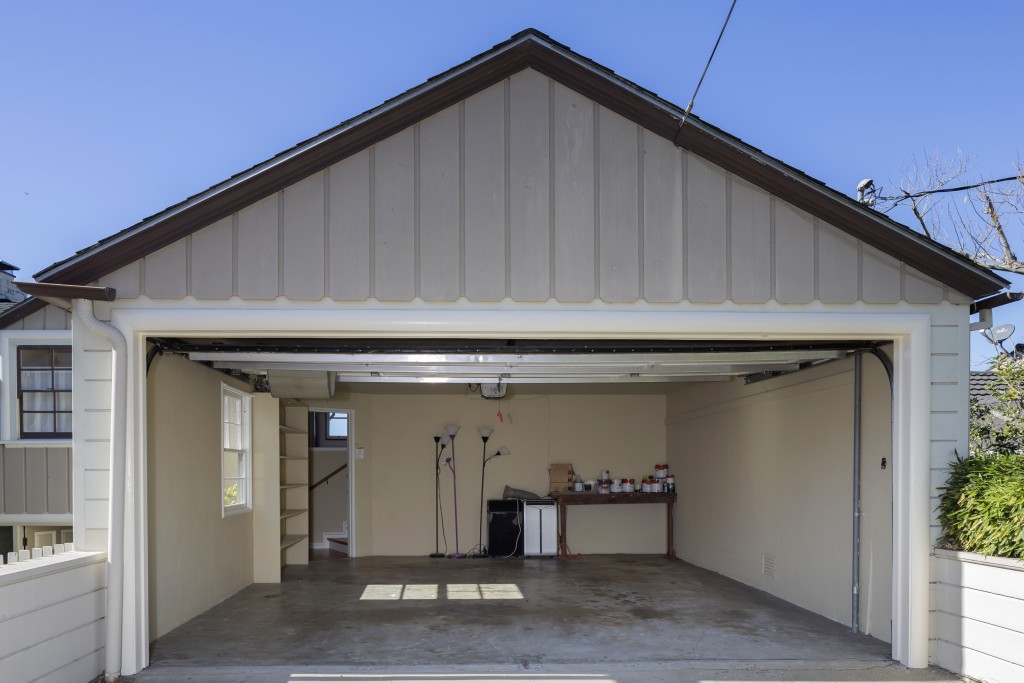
[108,305,933,672]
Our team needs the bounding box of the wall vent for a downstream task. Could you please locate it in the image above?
[762,554,776,578]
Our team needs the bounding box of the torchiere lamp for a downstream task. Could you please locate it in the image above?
[478,427,510,556]
[444,424,464,558]
[430,434,447,558]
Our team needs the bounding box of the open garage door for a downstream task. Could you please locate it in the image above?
[144,335,893,643]
[163,337,877,384]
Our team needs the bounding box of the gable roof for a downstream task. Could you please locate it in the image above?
[30,29,1008,299]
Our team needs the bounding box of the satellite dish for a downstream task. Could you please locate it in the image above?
[983,324,1015,344]
[856,178,877,207]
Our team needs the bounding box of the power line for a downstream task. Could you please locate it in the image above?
[879,175,1020,202]
[673,0,738,145]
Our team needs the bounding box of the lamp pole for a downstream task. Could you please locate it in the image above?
[477,428,493,555]
[430,435,446,558]
[445,425,464,558]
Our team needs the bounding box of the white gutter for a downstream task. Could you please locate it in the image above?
[74,299,127,682]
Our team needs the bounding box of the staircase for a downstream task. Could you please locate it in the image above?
[325,527,348,555]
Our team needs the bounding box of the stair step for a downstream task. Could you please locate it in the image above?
[326,535,348,546]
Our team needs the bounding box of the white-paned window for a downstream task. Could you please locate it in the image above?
[18,346,72,438]
[221,384,252,516]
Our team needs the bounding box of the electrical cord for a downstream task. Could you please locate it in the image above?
[437,469,449,555]
[465,543,487,558]
[499,516,523,560]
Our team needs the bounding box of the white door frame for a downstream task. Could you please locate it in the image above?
[108,304,937,673]
[307,407,356,558]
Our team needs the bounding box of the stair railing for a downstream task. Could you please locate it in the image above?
[309,463,348,492]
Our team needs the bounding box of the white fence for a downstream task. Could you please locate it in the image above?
[932,549,1024,682]
[0,547,106,683]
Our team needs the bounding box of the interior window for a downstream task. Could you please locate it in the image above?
[310,411,349,448]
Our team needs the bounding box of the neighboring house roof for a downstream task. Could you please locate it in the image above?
[18,29,1009,309]
[970,370,1001,405]
[0,301,17,315]
[0,297,45,327]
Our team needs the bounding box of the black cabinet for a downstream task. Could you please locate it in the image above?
[487,499,523,557]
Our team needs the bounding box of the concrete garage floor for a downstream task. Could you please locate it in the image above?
[126,555,958,683]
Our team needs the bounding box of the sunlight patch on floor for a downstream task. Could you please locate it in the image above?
[358,583,524,600]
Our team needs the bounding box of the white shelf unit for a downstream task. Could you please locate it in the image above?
[279,404,310,567]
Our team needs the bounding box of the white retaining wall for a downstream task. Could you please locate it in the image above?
[0,550,106,683]
[932,549,1024,682]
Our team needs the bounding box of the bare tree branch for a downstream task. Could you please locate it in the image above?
[876,151,1024,275]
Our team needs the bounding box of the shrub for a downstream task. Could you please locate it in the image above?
[937,452,1024,558]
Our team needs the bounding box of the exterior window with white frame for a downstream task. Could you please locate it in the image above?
[18,345,72,439]
[221,384,252,516]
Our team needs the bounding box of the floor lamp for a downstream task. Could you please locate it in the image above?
[477,426,510,556]
[430,434,447,558]
[444,424,465,558]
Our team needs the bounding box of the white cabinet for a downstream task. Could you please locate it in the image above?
[523,499,557,557]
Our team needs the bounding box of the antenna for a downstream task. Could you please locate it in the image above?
[856,179,876,207]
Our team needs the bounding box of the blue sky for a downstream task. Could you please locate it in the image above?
[2,1,1021,366]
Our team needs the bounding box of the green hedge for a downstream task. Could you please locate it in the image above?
[938,453,1024,558]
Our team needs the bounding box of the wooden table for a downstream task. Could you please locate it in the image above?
[548,491,677,559]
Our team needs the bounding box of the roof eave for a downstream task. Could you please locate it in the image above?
[33,29,1007,299]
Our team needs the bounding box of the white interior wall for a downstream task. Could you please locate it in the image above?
[326,387,667,556]
[666,356,893,640]
[146,354,253,638]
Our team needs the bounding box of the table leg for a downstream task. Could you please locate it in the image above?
[666,498,676,559]
[557,500,568,559]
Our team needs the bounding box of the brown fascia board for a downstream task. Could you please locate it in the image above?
[15,281,116,302]
[34,30,1007,299]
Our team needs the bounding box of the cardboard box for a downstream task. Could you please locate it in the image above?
[548,481,573,492]
[548,463,574,483]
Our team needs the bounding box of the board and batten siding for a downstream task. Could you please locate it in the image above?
[96,69,969,308]
[0,446,71,516]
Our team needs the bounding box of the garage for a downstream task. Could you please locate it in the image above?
[135,331,898,676]
[10,29,1004,677]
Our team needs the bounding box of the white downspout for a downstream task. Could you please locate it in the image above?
[74,299,127,682]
